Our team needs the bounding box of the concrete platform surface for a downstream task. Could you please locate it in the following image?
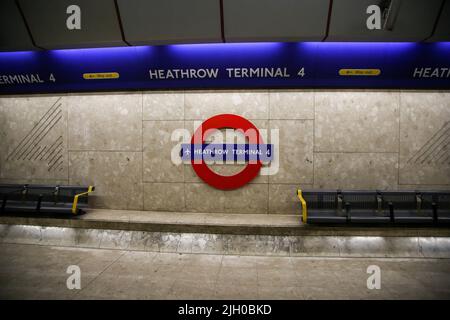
[1,209,450,237]
[0,243,449,300]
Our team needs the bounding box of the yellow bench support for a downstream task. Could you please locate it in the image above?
[72,186,94,215]
[297,189,308,223]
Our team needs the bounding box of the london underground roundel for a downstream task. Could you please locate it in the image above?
[190,114,264,190]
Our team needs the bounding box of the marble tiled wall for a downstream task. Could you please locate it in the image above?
[1,90,449,214]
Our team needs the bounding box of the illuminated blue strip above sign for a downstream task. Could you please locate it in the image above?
[0,42,450,94]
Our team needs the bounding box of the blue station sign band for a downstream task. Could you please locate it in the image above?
[0,42,450,94]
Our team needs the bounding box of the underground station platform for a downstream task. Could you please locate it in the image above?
[1,184,450,300]
[1,208,450,300]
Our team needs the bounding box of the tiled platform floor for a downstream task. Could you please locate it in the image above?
[0,243,449,300]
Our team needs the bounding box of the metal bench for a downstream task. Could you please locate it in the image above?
[297,189,450,225]
[0,184,94,215]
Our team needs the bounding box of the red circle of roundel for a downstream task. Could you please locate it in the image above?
[190,114,263,190]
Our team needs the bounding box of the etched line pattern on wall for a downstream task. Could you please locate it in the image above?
[407,121,450,166]
[6,98,64,172]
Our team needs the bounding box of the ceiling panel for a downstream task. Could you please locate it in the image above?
[428,0,450,41]
[117,0,222,45]
[223,0,330,42]
[327,0,443,41]
[0,0,36,51]
[18,0,126,49]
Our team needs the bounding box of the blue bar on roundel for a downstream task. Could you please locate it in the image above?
[180,144,273,162]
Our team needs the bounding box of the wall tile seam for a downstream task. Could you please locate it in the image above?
[397,183,450,186]
[65,92,143,96]
[140,181,310,186]
[181,181,272,186]
[65,96,70,182]
[143,180,185,184]
[141,92,145,211]
[88,172,300,185]
[267,89,315,92]
[0,179,70,182]
[67,150,144,152]
[178,181,270,185]
[269,184,313,187]
[142,119,188,122]
[269,117,315,121]
[142,118,185,121]
[312,91,316,186]
[0,93,72,99]
[267,92,270,214]
[181,181,314,188]
[143,181,187,185]
[183,118,272,122]
[183,92,187,211]
[183,90,270,94]
[397,91,402,189]
[181,210,271,215]
[10,90,446,100]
